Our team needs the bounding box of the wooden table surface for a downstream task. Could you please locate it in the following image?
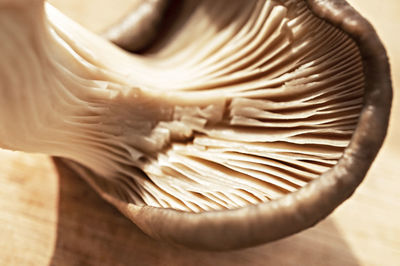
[1,1,399,265]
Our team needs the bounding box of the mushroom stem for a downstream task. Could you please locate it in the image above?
[0,3,172,176]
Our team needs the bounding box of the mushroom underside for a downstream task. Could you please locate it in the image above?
[0,0,365,212]
[91,0,365,213]
[62,0,364,213]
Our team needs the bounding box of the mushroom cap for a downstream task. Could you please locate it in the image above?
[103,0,171,52]
[62,0,392,250]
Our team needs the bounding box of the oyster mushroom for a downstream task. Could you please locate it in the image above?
[0,0,391,250]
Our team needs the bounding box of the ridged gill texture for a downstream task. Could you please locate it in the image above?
[0,0,364,212]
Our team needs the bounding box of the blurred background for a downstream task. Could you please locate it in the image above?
[0,0,399,265]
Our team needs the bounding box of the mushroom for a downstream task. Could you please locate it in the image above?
[0,0,391,250]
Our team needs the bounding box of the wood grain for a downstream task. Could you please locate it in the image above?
[1,1,399,265]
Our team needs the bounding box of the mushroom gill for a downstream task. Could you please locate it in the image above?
[0,0,391,249]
